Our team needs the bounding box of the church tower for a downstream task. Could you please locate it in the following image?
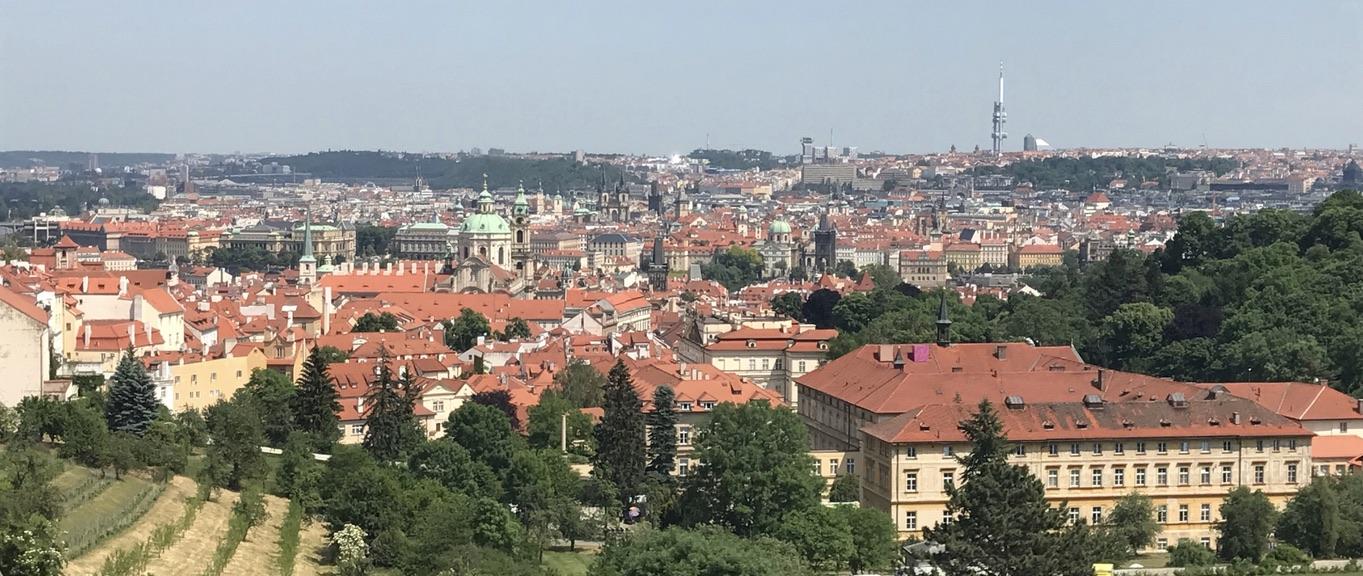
[512,181,533,281]
[298,208,317,285]
[813,211,837,273]
[645,224,669,292]
[648,181,664,216]
[615,173,630,222]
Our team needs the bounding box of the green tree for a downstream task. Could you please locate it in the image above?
[362,362,422,462]
[315,345,349,365]
[104,350,159,436]
[58,401,110,471]
[837,505,899,573]
[833,260,859,278]
[202,398,267,490]
[770,292,805,321]
[861,263,901,290]
[499,317,532,341]
[592,360,646,502]
[554,362,606,408]
[1101,493,1161,560]
[1277,477,1340,558]
[292,346,342,451]
[471,389,520,430]
[593,527,813,576]
[1096,303,1173,372]
[802,288,842,329]
[1216,486,1277,561]
[353,312,400,332]
[504,449,580,561]
[701,246,765,291]
[444,307,491,351]
[924,400,1096,576]
[678,400,822,537]
[275,433,323,513]
[526,391,592,454]
[236,368,296,447]
[645,385,677,481]
[828,473,860,503]
[773,506,854,571]
[444,402,520,474]
[407,440,501,501]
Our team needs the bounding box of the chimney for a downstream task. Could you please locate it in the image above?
[128,323,137,346]
[83,324,91,349]
[877,344,894,362]
[477,335,485,347]
[386,262,393,275]
[1231,412,1241,425]
[994,344,1007,360]
[362,261,369,274]
[81,276,89,293]
[1356,399,1363,415]
[286,310,294,331]
[144,322,152,344]
[1093,369,1106,391]
[118,275,129,296]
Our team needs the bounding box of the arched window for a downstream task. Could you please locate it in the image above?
[516,231,524,243]
[498,247,505,263]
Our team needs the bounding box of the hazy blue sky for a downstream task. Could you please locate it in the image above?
[2,1,1360,155]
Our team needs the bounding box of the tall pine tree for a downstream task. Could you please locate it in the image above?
[592,360,646,501]
[292,346,342,451]
[362,359,421,462]
[924,400,1097,576]
[645,385,677,481]
[105,349,159,436]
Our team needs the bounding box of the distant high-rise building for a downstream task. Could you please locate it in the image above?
[87,153,99,172]
[1023,134,1038,152]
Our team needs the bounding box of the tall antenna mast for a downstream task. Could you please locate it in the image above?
[991,61,1007,157]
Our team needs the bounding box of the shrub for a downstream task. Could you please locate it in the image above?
[1168,539,1216,567]
[276,501,304,576]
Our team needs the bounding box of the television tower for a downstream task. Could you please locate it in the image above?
[990,62,1007,157]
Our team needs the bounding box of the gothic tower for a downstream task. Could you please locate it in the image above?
[298,208,317,285]
[813,211,837,273]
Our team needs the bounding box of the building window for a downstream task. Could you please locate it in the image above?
[1256,440,1264,452]
[1289,439,1298,451]
[1222,465,1233,484]
[1200,503,1212,522]
[1070,443,1080,456]
[943,471,955,489]
[1114,442,1124,455]
[1068,507,1080,524]
[1201,537,1211,549]
[798,360,807,372]
[1091,468,1103,487]
[1157,467,1169,486]
[943,445,954,457]
[679,402,692,411]
[906,446,917,458]
[1157,538,1168,549]
[845,459,855,475]
[1136,441,1147,454]
[1179,467,1190,485]
[1273,439,1281,452]
[748,359,756,371]
[1157,442,1168,454]
[1069,468,1081,487]
[1200,466,1212,485]
[941,511,953,526]
[1091,506,1103,525]
[679,458,690,476]
[1254,464,1265,484]
[1136,468,1147,486]
[1048,443,1059,456]
[1342,422,1350,433]
[1178,504,1189,523]
[1114,468,1125,487]
[1288,463,1298,484]
[1013,445,1026,457]
[1047,469,1059,488]
[1223,440,1234,453]
[350,424,363,436]
[1179,441,1190,454]
[1157,505,1168,523]
[906,471,918,492]
[905,511,917,530]
[1092,442,1102,455]
[700,401,716,410]
[677,427,691,445]
[829,459,839,476]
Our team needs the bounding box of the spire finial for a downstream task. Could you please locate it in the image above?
[935,288,953,347]
[482,173,489,192]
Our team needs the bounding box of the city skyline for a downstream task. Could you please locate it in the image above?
[1,1,1361,155]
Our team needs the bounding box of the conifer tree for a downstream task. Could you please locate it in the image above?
[592,360,646,501]
[292,346,342,451]
[924,400,1097,576]
[362,359,420,462]
[645,385,677,480]
[105,349,159,436]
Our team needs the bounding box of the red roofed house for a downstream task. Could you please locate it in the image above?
[802,341,1316,547]
[0,285,52,406]
[679,323,837,408]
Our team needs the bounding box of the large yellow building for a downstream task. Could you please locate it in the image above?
[168,349,268,411]
[795,341,1319,548]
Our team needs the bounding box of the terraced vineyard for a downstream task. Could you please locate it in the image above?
[60,472,329,576]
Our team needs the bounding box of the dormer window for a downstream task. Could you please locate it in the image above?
[701,401,716,410]
[746,339,756,348]
[679,402,693,411]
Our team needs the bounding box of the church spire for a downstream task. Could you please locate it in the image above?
[300,207,315,261]
[935,289,953,347]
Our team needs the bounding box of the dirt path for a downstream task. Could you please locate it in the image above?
[220,494,289,576]
[143,489,239,576]
[290,519,330,576]
[64,476,195,576]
